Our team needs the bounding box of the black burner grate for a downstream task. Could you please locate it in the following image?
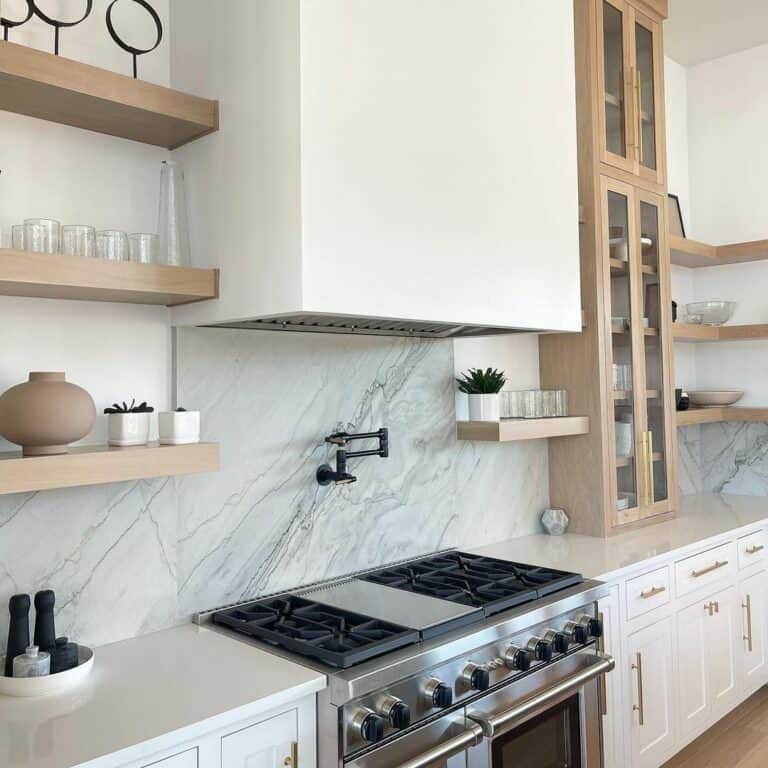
[212,595,420,668]
[363,552,583,616]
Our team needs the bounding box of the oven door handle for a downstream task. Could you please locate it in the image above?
[467,652,615,739]
[394,722,485,768]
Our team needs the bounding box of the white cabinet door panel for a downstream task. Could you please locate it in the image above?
[222,711,297,768]
[143,749,198,768]
[740,570,768,695]
[675,598,709,740]
[599,585,623,768]
[709,586,739,721]
[627,619,675,768]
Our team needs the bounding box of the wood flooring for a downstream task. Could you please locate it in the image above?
[662,687,768,768]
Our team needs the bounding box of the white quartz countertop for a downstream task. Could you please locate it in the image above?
[0,624,326,768]
[472,494,768,581]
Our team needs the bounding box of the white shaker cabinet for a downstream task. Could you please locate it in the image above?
[598,586,624,768]
[143,750,198,768]
[222,711,297,768]
[739,569,768,695]
[170,0,581,334]
[626,619,675,768]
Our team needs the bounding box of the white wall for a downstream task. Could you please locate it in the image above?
[664,56,691,230]
[1,1,173,447]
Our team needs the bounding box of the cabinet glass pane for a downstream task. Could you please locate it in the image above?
[603,2,626,157]
[608,190,637,512]
[640,200,667,503]
[635,21,657,171]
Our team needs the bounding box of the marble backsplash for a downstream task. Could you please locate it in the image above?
[0,329,548,649]
[678,422,768,495]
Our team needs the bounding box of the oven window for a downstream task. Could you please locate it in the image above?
[491,695,582,768]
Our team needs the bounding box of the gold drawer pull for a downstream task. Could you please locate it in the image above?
[632,652,644,726]
[743,594,754,652]
[746,544,765,555]
[691,560,728,578]
[640,585,666,599]
[283,742,298,767]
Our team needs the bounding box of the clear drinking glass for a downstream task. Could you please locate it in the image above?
[11,225,25,250]
[61,225,96,258]
[24,219,60,254]
[158,161,191,266]
[96,230,129,261]
[129,233,159,264]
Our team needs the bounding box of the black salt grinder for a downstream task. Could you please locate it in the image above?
[5,594,31,677]
[33,590,57,652]
[50,637,79,674]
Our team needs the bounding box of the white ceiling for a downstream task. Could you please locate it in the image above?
[666,0,768,66]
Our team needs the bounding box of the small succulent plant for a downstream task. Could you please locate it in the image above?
[456,367,506,395]
[104,399,155,414]
[175,407,187,412]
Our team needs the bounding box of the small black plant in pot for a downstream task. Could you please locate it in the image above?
[105,399,154,446]
[158,406,201,445]
[456,368,506,422]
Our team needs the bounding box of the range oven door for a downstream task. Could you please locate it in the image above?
[466,651,614,768]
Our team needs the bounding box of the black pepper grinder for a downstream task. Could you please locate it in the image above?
[5,594,31,677]
[33,590,56,653]
[50,637,79,674]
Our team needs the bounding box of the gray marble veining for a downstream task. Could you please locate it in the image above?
[0,329,548,649]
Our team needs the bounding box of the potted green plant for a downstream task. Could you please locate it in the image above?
[104,400,154,446]
[158,407,200,445]
[456,368,506,421]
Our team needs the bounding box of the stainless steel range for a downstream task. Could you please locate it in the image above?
[198,551,614,768]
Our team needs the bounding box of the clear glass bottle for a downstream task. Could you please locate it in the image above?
[158,161,191,266]
[13,645,51,677]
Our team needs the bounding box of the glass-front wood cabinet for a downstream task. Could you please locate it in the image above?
[598,0,665,186]
[602,176,674,526]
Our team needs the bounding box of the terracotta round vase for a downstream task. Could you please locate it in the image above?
[0,372,96,456]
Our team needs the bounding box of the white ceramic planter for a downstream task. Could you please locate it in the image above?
[455,392,469,422]
[468,393,500,422]
[158,410,200,445]
[107,413,151,447]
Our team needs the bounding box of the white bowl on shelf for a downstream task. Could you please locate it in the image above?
[685,301,737,326]
[688,390,744,407]
[0,645,94,698]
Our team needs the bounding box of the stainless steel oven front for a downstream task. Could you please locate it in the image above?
[347,650,614,768]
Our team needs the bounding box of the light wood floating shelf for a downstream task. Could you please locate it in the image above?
[457,417,589,442]
[609,258,658,276]
[0,442,220,495]
[612,326,659,336]
[0,41,218,148]
[673,323,768,342]
[614,390,660,400]
[676,408,768,427]
[0,249,218,306]
[670,235,768,269]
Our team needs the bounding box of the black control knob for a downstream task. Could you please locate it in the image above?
[573,624,590,644]
[425,679,454,708]
[462,662,490,691]
[552,632,570,654]
[360,714,385,743]
[588,617,603,639]
[527,638,553,663]
[505,646,532,672]
[389,701,411,730]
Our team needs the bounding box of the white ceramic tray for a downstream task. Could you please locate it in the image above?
[0,645,94,697]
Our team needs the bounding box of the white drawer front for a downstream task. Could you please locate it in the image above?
[626,565,671,620]
[143,749,198,768]
[738,530,768,571]
[676,542,736,598]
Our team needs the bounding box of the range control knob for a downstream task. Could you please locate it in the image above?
[567,621,589,645]
[587,617,604,639]
[462,662,491,691]
[350,708,385,744]
[526,637,553,663]
[569,615,604,644]
[376,695,411,730]
[544,629,570,654]
[503,645,532,672]
[423,678,454,708]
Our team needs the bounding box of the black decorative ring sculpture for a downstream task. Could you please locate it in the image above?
[1,0,34,42]
[31,0,93,55]
[106,0,163,79]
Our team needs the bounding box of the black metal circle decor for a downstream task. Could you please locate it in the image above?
[1,0,34,42]
[31,0,93,55]
[106,0,163,79]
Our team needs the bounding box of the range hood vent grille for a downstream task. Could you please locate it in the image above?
[206,314,534,339]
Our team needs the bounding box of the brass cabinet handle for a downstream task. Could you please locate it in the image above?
[639,432,650,507]
[743,594,754,652]
[640,585,666,599]
[636,69,644,163]
[632,652,645,726]
[704,601,721,616]
[283,742,298,767]
[647,430,654,506]
[746,544,765,555]
[691,560,728,578]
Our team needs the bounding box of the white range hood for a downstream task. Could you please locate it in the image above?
[170,0,581,337]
